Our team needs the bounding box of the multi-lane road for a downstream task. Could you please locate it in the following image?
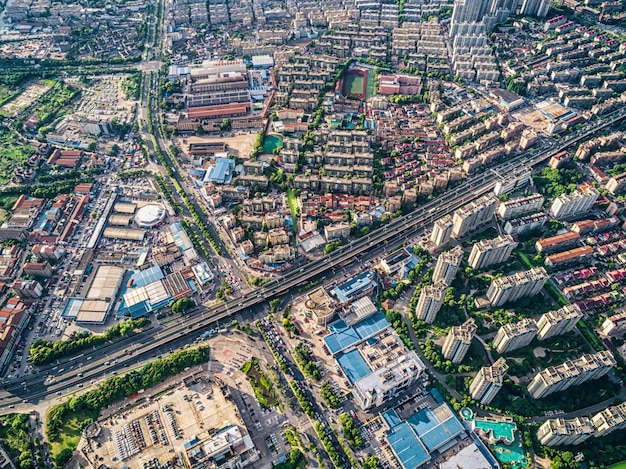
[2,106,626,413]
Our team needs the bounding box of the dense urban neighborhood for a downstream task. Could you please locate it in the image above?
[1,0,626,467]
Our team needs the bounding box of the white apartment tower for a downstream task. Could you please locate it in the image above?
[469,358,508,405]
[496,194,545,220]
[431,214,454,248]
[468,234,518,270]
[519,0,551,17]
[492,318,538,354]
[443,318,478,364]
[432,245,464,285]
[415,281,448,324]
[592,401,626,437]
[550,186,600,220]
[537,417,595,446]
[486,267,548,307]
[528,351,616,399]
[536,305,583,340]
[451,194,498,239]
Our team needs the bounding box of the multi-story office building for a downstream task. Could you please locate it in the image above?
[537,417,595,446]
[550,185,600,220]
[451,194,498,239]
[592,401,626,437]
[493,318,538,354]
[497,194,545,220]
[536,305,583,340]
[431,215,454,248]
[519,0,551,17]
[486,267,548,307]
[470,358,508,405]
[415,281,447,324]
[442,318,477,364]
[468,234,517,270]
[432,246,464,285]
[528,351,616,399]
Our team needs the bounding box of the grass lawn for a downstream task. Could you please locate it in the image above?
[0,128,35,185]
[607,462,626,469]
[263,135,283,153]
[366,69,376,99]
[286,188,298,232]
[345,73,365,95]
[48,408,98,459]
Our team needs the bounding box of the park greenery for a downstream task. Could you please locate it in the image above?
[46,346,210,460]
[29,317,149,366]
[170,297,195,313]
[320,382,342,409]
[0,413,35,469]
[338,413,364,448]
[33,80,80,130]
[0,128,35,185]
[121,72,142,100]
[293,343,321,380]
[532,164,585,200]
[241,358,279,409]
[273,449,307,469]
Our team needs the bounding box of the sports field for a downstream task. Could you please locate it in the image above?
[342,69,368,99]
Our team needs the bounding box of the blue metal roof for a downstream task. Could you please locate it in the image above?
[382,409,403,429]
[337,349,371,384]
[323,327,360,355]
[131,263,164,288]
[332,270,375,303]
[206,158,234,183]
[323,312,390,355]
[353,312,389,339]
[118,300,151,319]
[407,406,465,453]
[387,423,430,469]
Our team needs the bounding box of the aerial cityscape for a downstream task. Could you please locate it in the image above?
[1,0,626,467]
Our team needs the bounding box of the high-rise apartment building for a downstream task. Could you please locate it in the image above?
[550,185,600,220]
[493,318,538,354]
[442,318,477,364]
[467,234,517,270]
[486,267,548,307]
[451,194,498,239]
[432,246,464,285]
[450,0,518,37]
[519,0,551,17]
[415,281,447,324]
[528,351,616,399]
[592,401,626,437]
[470,358,508,405]
[497,194,545,220]
[536,305,583,340]
[537,417,595,446]
[431,215,454,248]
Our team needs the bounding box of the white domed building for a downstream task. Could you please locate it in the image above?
[134,204,166,228]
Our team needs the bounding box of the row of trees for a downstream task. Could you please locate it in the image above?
[29,317,149,365]
[320,382,341,409]
[257,320,289,373]
[293,343,321,380]
[338,413,363,448]
[0,413,34,469]
[314,421,341,468]
[289,380,314,418]
[46,346,210,446]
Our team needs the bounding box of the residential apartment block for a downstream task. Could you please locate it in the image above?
[451,194,498,238]
[550,185,600,220]
[600,311,626,337]
[605,172,626,195]
[592,401,626,437]
[432,246,464,285]
[537,417,595,447]
[493,318,538,354]
[536,305,583,340]
[496,194,545,220]
[527,351,616,399]
[467,234,517,270]
[415,281,448,324]
[469,358,508,405]
[486,267,548,307]
[431,215,454,248]
[442,318,477,364]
